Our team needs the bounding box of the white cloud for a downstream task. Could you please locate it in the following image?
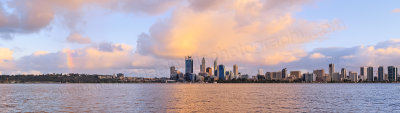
[309,53,326,59]
[66,33,91,44]
[33,51,49,56]
[136,0,342,66]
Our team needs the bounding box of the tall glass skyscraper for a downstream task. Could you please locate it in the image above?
[218,64,225,81]
[185,56,193,74]
[378,66,384,81]
[388,66,397,82]
[367,67,373,81]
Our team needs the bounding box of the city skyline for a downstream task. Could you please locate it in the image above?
[0,0,400,77]
[173,55,400,83]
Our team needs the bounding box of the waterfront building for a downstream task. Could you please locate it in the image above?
[304,73,315,83]
[332,72,341,82]
[349,71,358,82]
[341,68,347,80]
[200,57,206,73]
[313,69,326,82]
[378,66,384,81]
[290,71,302,79]
[233,64,239,79]
[329,63,335,77]
[206,67,213,76]
[258,69,264,76]
[214,58,218,77]
[388,66,397,82]
[360,66,367,81]
[367,67,374,81]
[218,64,226,81]
[282,68,287,78]
[185,56,193,74]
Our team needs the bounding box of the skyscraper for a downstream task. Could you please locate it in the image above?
[282,68,287,78]
[360,66,367,81]
[258,69,264,76]
[218,64,225,81]
[329,63,335,77]
[233,64,238,78]
[388,66,397,82]
[349,71,358,82]
[206,67,213,76]
[214,58,218,77]
[341,68,347,80]
[200,57,206,73]
[185,56,193,74]
[378,66,384,81]
[367,67,374,81]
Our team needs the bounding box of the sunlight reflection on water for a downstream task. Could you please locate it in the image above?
[1,83,400,112]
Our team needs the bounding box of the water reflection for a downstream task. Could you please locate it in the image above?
[1,83,400,112]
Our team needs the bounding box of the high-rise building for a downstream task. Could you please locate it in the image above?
[388,66,397,82]
[170,66,177,80]
[341,68,347,80]
[332,72,341,82]
[313,69,325,77]
[367,67,374,81]
[200,57,206,73]
[349,71,358,82]
[206,67,213,76]
[170,66,176,75]
[282,68,287,78]
[290,71,302,79]
[304,73,315,83]
[185,56,193,74]
[258,69,264,76]
[214,58,218,77]
[218,64,226,81]
[329,63,335,77]
[378,66,384,81]
[360,66,367,81]
[233,64,238,78]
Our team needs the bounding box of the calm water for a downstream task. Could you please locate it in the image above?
[1,83,400,112]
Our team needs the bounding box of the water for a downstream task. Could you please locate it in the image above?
[1,83,400,112]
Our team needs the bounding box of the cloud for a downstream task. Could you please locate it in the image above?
[33,51,50,56]
[0,0,180,40]
[393,8,400,13]
[67,33,91,44]
[309,53,326,59]
[15,43,135,74]
[136,0,342,66]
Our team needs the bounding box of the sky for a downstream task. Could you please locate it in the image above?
[0,0,400,77]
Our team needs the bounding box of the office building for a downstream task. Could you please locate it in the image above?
[378,66,384,81]
[332,72,341,82]
[200,57,206,73]
[214,58,218,77]
[329,63,335,77]
[367,67,373,81]
[304,73,315,83]
[388,66,397,82]
[233,64,238,79]
[349,71,358,82]
[282,68,287,78]
[258,69,264,76]
[360,66,367,81]
[341,68,347,80]
[206,67,213,76]
[185,56,193,74]
[218,64,226,81]
[290,71,302,79]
